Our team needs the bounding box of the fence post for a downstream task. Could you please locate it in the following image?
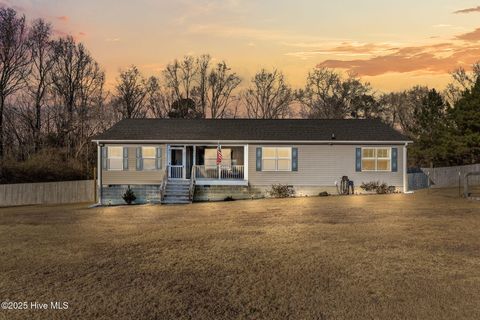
[458,171,461,197]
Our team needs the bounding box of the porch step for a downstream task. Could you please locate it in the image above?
[161,179,192,204]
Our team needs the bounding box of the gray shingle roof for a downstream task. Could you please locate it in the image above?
[93,119,410,142]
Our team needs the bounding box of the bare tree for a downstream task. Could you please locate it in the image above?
[207,62,241,118]
[112,65,149,119]
[243,69,293,119]
[0,8,30,159]
[298,67,373,119]
[27,18,54,151]
[444,63,480,105]
[50,36,105,156]
[378,86,430,137]
[146,76,173,118]
[195,54,210,117]
[163,55,198,101]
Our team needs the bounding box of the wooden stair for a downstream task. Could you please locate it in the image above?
[161,179,191,204]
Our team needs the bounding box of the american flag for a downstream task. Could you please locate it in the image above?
[216,143,222,165]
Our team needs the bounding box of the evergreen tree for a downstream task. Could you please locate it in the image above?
[447,78,480,165]
[410,89,448,167]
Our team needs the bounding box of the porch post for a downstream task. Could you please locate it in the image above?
[97,142,102,204]
[193,145,196,166]
[244,144,249,181]
[183,146,186,179]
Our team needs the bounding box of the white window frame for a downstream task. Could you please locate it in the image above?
[262,147,292,172]
[142,146,157,171]
[107,146,123,171]
[361,147,391,172]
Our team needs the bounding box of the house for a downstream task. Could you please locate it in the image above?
[92,119,412,204]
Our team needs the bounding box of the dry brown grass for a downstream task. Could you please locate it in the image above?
[0,189,479,319]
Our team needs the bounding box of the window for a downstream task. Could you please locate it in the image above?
[362,148,391,172]
[142,147,156,170]
[108,147,123,170]
[262,147,291,171]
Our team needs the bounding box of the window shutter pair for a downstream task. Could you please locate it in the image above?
[156,147,162,169]
[255,147,298,171]
[355,147,398,172]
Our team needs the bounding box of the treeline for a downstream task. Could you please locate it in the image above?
[0,7,479,183]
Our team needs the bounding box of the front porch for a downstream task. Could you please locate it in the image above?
[167,144,248,186]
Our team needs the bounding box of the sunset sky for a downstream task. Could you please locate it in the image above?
[5,0,480,92]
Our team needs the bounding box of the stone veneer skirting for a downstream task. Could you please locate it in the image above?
[193,185,264,202]
[101,185,162,205]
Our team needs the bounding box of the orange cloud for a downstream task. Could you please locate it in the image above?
[56,15,69,22]
[454,6,480,14]
[456,28,480,41]
[318,43,480,76]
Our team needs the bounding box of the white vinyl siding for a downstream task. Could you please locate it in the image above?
[249,144,403,187]
[107,147,123,171]
[262,147,291,172]
[362,147,391,172]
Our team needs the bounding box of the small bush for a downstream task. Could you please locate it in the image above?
[319,191,330,197]
[122,185,136,204]
[268,184,294,198]
[224,196,235,201]
[360,181,395,194]
[0,149,89,184]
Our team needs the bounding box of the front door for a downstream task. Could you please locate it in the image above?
[169,147,185,179]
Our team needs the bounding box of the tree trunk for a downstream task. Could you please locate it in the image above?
[0,94,4,160]
[34,101,41,152]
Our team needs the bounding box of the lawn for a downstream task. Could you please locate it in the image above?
[0,189,479,319]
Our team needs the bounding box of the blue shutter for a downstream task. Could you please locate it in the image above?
[123,147,129,170]
[292,147,298,171]
[101,146,107,170]
[256,147,262,171]
[355,148,362,172]
[136,147,143,170]
[156,147,162,169]
[391,147,398,172]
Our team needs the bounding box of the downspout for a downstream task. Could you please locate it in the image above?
[403,142,412,194]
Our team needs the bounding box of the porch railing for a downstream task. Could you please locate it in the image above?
[194,165,244,180]
[169,165,184,179]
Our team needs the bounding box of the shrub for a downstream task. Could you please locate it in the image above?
[224,196,235,201]
[268,184,294,198]
[0,149,88,184]
[122,185,136,204]
[360,181,395,194]
[319,191,330,197]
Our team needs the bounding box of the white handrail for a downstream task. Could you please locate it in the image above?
[194,165,244,180]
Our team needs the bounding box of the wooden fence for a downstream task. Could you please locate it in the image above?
[422,164,480,189]
[408,164,480,190]
[0,180,96,207]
